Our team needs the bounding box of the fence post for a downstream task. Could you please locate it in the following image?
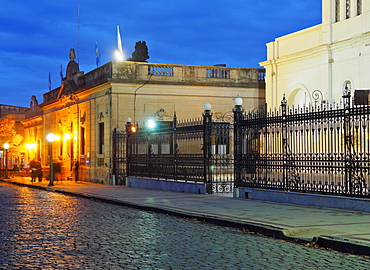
[203,103,213,194]
[233,97,244,188]
[281,96,288,186]
[173,113,178,180]
[343,87,352,194]
[112,128,117,181]
[125,119,132,181]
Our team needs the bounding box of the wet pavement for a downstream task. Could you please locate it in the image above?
[1,181,370,269]
[2,176,370,255]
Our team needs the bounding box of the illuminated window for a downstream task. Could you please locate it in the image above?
[346,0,351,19]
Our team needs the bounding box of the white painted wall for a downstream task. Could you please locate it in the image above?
[261,0,370,109]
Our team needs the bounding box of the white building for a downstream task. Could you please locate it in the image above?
[260,0,370,108]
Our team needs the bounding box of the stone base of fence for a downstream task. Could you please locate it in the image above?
[127,177,206,194]
[234,188,370,213]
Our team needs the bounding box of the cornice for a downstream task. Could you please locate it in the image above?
[21,114,43,127]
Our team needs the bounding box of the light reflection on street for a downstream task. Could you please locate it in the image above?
[1,182,370,269]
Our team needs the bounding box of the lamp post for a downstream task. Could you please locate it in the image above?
[46,133,58,186]
[233,96,244,188]
[3,143,9,179]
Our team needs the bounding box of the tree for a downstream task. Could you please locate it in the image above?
[127,41,150,62]
[0,119,23,148]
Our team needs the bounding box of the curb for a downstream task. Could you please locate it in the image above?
[314,235,370,256]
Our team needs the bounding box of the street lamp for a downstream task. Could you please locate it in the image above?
[146,118,156,156]
[3,143,9,179]
[147,118,156,130]
[46,133,59,186]
[234,96,243,106]
[203,103,212,111]
[114,50,124,61]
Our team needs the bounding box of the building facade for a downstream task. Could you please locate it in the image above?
[0,104,27,138]
[22,50,265,184]
[260,0,370,108]
[21,96,44,167]
[0,105,28,170]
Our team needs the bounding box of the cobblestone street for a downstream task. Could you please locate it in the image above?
[1,182,370,269]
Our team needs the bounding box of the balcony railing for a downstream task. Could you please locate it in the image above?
[206,69,230,79]
[42,61,265,104]
[148,66,174,76]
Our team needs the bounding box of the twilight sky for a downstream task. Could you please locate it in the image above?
[0,0,321,108]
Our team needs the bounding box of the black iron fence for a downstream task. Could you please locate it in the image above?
[125,111,234,194]
[114,90,370,198]
[235,91,370,198]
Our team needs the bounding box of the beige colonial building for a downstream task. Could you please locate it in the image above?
[0,105,27,168]
[260,0,370,108]
[0,105,27,137]
[22,49,265,184]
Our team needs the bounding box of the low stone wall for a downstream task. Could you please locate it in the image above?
[127,177,206,194]
[234,187,370,212]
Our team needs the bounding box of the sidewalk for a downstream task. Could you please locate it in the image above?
[2,176,370,255]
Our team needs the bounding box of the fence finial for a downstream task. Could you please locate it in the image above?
[343,87,351,98]
[281,94,287,106]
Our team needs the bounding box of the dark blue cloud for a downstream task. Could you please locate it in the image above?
[0,0,321,107]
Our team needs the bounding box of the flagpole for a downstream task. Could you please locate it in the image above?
[48,72,52,91]
[78,2,80,64]
[60,64,63,84]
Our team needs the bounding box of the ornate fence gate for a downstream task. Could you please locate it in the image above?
[112,128,127,185]
[234,91,370,198]
[125,111,234,194]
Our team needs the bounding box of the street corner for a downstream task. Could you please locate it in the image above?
[282,227,343,242]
